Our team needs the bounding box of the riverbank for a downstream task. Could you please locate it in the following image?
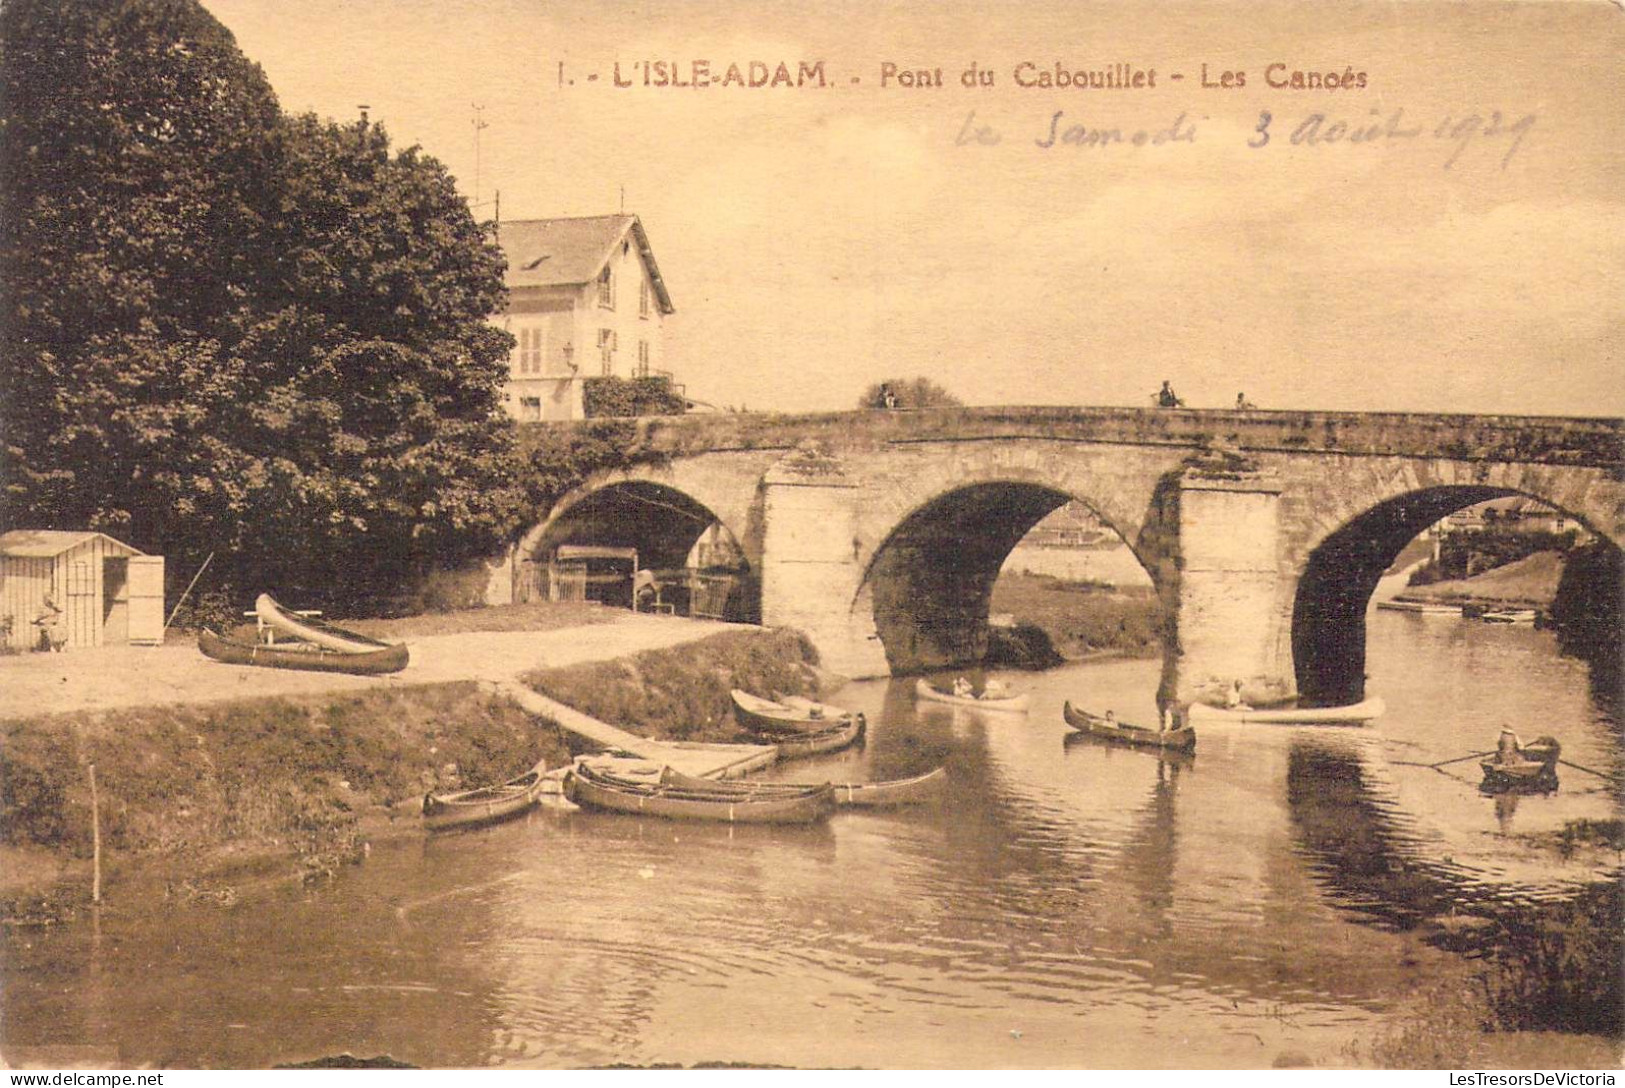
[990,571,1163,661]
[0,608,754,917]
[522,628,827,745]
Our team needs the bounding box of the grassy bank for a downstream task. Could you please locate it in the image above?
[990,572,1164,660]
[523,628,824,744]
[1362,882,1624,1067]
[1,683,569,915]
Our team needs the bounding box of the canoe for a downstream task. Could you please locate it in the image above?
[1063,701,1196,751]
[563,762,835,824]
[1375,600,1461,616]
[730,690,855,735]
[772,714,866,759]
[198,628,409,675]
[1482,609,1537,625]
[652,765,949,808]
[1186,696,1386,725]
[255,593,394,655]
[914,678,1030,713]
[422,760,548,831]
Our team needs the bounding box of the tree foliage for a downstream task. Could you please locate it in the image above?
[857,376,963,410]
[1,0,525,613]
[581,374,687,418]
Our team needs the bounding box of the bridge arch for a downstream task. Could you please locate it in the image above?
[1284,458,1623,705]
[514,463,761,618]
[849,474,1166,673]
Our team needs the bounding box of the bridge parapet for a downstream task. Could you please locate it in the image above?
[519,408,1623,470]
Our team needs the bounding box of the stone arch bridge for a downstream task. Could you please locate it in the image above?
[493,407,1623,707]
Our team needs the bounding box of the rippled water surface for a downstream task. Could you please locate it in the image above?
[3,610,1618,1068]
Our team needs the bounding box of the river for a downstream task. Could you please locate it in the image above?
[2,609,1619,1069]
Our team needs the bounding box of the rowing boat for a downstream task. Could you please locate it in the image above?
[198,628,409,675]
[648,765,949,807]
[422,761,548,830]
[563,762,835,823]
[914,678,1030,713]
[1062,702,1196,751]
[772,714,866,759]
[1480,757,1558,792]
[1375,600,1460,616]
[1482,609,1537,625]
[1186,696,1385,725]
[255,593,393,655]
[730,690,856,735]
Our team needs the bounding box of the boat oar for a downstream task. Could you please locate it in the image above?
[160,551,214,643]
[1390,749,1496,769]
[1553,758,1620,781]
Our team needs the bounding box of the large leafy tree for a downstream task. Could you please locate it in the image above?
[1,0,524,612]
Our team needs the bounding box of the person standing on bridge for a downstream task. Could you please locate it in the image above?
[1235,392,1256,410]
[1156,380,1183,408]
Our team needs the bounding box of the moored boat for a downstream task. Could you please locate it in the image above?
[730,689,855,735]
[1063,702,1196,751]
[1186,696,1385,725]
[255,593,395,655]
[422,760,548,831]
[1375,600,1460,616]
[1482,609,1537,625]
[198,628,409,675]
[563,762,835,823]
[914,678,1030,713]
[650,765,949,807]
[772,714,866,759]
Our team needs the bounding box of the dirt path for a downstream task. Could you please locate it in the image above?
[0,612,737,720]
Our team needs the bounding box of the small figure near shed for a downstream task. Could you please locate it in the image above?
[34,593,66,652]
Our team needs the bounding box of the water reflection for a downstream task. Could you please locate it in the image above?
[2,611,1618,1068]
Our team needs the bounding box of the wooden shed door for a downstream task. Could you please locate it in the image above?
[127,556,165,645]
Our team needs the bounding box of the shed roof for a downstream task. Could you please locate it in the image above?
[0,530,145,558]
[500,214,675,313]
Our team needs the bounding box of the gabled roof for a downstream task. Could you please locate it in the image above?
[0,530,144,558]
[499,214,675,313]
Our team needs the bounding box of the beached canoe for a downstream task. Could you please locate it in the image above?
[1062,702,1196,751]
[650,765,949,808]
[1482,609,1537,625]
[198,628,409,675]
[772,714,866,759]
[730,690,855,735]
[914,678,1030,713]
[422,760,548,831]
[254,593,394,655]
[1186,696,1386,725]
[563,762,835,824]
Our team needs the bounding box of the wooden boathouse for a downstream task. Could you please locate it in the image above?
[0,531,165,651]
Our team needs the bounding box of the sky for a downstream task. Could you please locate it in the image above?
[201,0,1624,417]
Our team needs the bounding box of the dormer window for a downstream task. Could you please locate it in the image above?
[597,266,614,309]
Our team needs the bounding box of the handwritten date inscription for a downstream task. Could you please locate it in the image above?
[958,107,1536,169]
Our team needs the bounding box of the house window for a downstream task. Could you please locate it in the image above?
[598,328,617,375]
[518,397,542,422]
[637,341,650,377]
[639,281,651,319]
[516,326,546,374]
[597,266,614,309]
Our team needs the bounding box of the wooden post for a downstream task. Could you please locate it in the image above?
[87,762,102,904]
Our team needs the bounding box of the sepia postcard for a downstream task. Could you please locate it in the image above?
[0,0,1621,1076]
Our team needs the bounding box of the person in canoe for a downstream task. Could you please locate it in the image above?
[953,675,974,699]
[1493,727,1524,765]
[1160,707,1175,732]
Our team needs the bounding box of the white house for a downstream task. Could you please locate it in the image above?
[495,214,675,421]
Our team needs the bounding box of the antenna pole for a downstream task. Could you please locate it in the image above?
[472,103,488,208]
